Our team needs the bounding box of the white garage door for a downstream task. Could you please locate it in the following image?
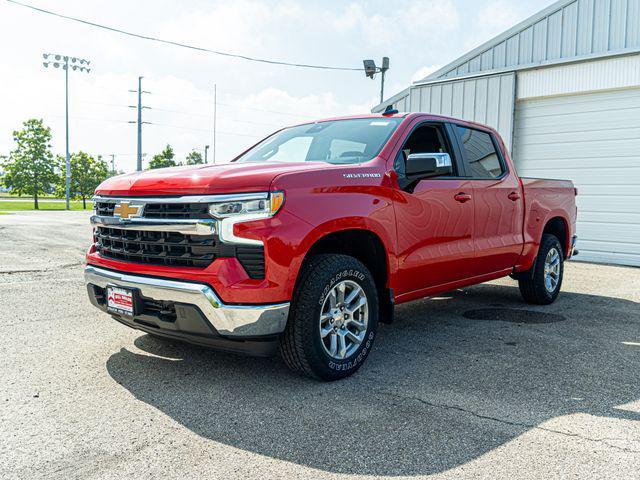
[513,88,640,267]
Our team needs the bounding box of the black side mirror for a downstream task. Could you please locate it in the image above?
[405,152,453,179]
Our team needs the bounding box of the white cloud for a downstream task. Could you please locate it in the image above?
[0,0,552,172]
[465,0,530,49]
[411,64,443,83]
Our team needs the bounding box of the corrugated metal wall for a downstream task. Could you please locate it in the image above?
[517,53,640,98]
[513,87,640,266]
[436,0,640,80]
[408,73,516,149]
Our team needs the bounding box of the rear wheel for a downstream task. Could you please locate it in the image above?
[518,234,564,305]
[280,254,378,381]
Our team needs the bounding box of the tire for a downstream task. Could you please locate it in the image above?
[280,254,378,381]
[518,234,564,305]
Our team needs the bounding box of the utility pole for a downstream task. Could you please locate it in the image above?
[43,53,91,210]
[213,84,217,164]
[110,154,116,174]
[204,145,209,164]
[136,77,142,171]
[379,57,389,104]
[128,76,150,171]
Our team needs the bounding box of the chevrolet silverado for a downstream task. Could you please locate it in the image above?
[85,111,578,380]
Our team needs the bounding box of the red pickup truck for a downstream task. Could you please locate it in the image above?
[85,112,577,380]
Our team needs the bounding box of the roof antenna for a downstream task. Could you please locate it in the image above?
[383,105,398,116]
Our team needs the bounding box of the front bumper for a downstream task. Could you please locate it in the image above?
[85,265,290,343]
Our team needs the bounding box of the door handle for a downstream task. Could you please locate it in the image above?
[454,192,472,203]
[508,191,521,201]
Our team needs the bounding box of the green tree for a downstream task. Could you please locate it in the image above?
[148,144,177,169]
[185,150,203,165]
[1,119,58,209]
[56,152,109,209]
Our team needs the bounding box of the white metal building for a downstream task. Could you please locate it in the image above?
[374,0,640,266]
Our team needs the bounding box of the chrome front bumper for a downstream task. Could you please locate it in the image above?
[84,266,289,337]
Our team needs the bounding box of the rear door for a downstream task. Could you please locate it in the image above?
[392,120,475,296]
[452,124,524,275]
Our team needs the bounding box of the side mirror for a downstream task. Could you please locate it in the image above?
[405,152,453,179]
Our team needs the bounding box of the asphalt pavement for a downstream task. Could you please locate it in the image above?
[1,210,639,479]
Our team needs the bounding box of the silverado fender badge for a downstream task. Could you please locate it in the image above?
[343,173,382,179]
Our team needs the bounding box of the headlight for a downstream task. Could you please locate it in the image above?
[209,191,284,219]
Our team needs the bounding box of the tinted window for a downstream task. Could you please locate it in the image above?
[235,118,402,165]
[455,126,504,178]
[394,124,456,177]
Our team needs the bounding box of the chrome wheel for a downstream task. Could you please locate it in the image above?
[544,247,561,293]
[319,280,369,360]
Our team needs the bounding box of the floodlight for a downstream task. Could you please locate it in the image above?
[363,59,377,79]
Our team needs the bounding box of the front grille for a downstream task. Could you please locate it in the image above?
[94,201,211,220]
[95,227,217,268]
[95,202,115,216]
[143,203,211,219]
[94,226,266,278]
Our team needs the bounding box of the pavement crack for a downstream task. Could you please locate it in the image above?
[0,268,47,275]
[374,390,640,454]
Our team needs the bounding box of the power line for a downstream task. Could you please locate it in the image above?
[46,114,264,138]
[77,100,284,128]
[148,91,316,119]
[47,114,130,124]
[6,0,364,72]
[217,102,316,119]
[149,122,263,138]
[82,84,317,119]
[149,106,284,127]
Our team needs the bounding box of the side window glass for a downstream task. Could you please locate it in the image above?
[455,126,504,178]
[395,124,456,177]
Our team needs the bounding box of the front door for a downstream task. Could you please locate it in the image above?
[392,122,475,296]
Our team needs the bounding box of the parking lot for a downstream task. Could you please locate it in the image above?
[1,210,638,479]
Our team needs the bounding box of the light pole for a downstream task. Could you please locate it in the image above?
[43,53,91,210]
[204,145,209,164]
[363,57,390,104]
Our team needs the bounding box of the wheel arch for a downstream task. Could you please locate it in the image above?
[291,225,395,323]
[541,215,570,258]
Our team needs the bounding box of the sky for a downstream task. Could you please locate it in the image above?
[0,0,556,173]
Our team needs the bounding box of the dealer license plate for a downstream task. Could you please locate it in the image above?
[106,286,135,317]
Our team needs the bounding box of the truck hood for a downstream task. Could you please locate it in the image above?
[95,161,329,196]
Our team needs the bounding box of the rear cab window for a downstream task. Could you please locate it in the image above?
[454,125,506,179]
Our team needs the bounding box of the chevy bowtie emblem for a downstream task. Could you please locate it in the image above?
[114,202,143,219]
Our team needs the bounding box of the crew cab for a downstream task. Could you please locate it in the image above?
[85,112,578,380]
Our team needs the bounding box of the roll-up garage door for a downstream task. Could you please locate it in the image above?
[513,88,640,266]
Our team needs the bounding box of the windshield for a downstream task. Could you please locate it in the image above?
[235,117,402,164]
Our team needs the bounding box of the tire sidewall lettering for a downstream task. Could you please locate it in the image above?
[327,331,375,371]
[318,269,366,306]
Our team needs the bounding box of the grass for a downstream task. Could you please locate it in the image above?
[0,200,90,211]
[0,193,66,199]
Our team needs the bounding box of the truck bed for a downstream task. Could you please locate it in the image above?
[519,177,578,266]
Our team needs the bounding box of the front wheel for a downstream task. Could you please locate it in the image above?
[280,254,378,381]
[518,234,564,305]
